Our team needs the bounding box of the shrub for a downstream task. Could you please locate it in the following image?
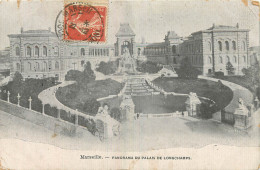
[110,107,122,122]
[137,61,162,73]
[176,57,200,79]
[215,71,224,78]
[96,60,118,75]
[226,61,235,75]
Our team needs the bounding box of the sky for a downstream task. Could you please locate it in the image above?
[0,0,259,50]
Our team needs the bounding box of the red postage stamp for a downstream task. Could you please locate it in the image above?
[56,2,107,42]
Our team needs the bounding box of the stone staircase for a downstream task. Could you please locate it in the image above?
[124,78,157,96]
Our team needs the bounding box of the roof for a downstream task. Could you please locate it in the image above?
[116,23,135,37]
[23,30,52,34]
[8,28,56,38]
[191,24,249,35]
[167,31,180,39]
[207,25,237,30]
[146,42,167,47]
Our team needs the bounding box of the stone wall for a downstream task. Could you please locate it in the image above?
[0,99,90,136]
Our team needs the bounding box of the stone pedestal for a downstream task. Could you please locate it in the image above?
[120,95,135,121]
[233,98,252,129]
[185,92,201,116]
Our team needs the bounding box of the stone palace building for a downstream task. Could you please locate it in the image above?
[7,23,256,80]
[145,24,252,75]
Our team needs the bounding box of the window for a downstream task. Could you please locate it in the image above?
[16,63,20,71]
[173,57,177,64]
[35,62,40,71]
[35,46,39,56]
[28,62,31,71]
[218,41,222,51]
[232,41,236,50]
[27,46,31,56]
[81,48,85,56]
[43,62,48,71]
[233,56,237,63]
[243,56,246,63]
[208,42,211,51]
[138,48,141,56]
[172,45,176,53]
[43,46,47,56]
[55,61,59,70]
[54,46,59,56]
[225,41,229,51]
[219,56,223,64]
[226,56,230,63]
[208,56,212,64]
[15,47,20,56]
[242,41,246,51]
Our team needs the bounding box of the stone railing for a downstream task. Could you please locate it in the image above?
[139,111,188,118]
[0,95,92,136]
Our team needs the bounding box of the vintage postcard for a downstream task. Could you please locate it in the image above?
[0,0,259,169]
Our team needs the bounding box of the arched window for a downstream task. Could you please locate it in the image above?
[232,41,236,50]
[138,48,141,56]
[233,56,237,63]
[35,46,39,56]
[172,45,176,53]
[243,56,246,63]
[242,41,246,51]
[43,46,47,56]
[219,56,223,64]
[173,57,177,64]
[15,47,20,56]
[28,62,31,71]
[208,42,211,51]
[225,41,229,51]
[54,46,59,56]
[55,61,59,70]
[81,48,85,56]
[16,63,20,71]
[208,56,212,64]
[226,56,230,63]
[218,41,222,51]
[35,62,40,71]
[43,61,48,71]
[27,46,31,57]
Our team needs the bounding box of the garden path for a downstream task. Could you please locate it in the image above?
[38,81,97,120]
[198,76,254,113]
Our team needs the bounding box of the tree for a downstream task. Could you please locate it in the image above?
[242,61,260,99]
[82,98,100,116]
[81,62,96,84]
[110,107,121,121]
[226,61,235,75]
[65,70,83,82]
[96,61,118,75]
[176,57,200,79]
[137,61,162,73]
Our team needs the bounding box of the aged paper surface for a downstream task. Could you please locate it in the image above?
[0,0,259,169]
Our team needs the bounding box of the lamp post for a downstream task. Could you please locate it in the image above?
[28,96,32,110]
[7,91,10,103]
[17,93,21,106]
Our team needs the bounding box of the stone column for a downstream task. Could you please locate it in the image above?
[75,114,78,125]
[7,91,10,103]
[17,93,21,106]
[57,109,61,119]
[254,97,259,109]
[42,104,45,114]
[28,96,32,110]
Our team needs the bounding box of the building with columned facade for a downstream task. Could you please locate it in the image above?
[179,24,250,75]
[7,23,253,80]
